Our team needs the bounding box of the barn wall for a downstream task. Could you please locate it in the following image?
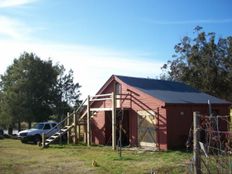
[90,76,230,150]
[91,111,105,144]
[166,104,230,149]
[166,105,193,149]
[119,81,168,150]
[90,81,114,145]
[128,110,137,146]
[91,78,169,150]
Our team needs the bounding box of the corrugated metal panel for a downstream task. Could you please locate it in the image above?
[116,75,230,104]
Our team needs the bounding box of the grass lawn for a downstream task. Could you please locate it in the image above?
[0,139,192,174]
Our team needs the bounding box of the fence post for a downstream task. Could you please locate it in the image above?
[42,133,45,148]
[67,112,70,144]
[193,111,201,174]
[87,95,90,147]
[112,92,116,150]
[73,113,77,144]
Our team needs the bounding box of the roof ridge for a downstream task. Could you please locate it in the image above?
[115,74,184,84]
[116,74,164,81]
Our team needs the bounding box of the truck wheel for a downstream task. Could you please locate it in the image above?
[34,135,42,145]
[21,139,27,143]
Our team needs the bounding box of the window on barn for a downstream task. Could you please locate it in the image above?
[115,82,121,95]
[115,82,121,108]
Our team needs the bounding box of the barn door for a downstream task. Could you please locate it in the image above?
[137,110,157,148]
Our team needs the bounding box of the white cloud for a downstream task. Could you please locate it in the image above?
[0,16,32,39]
[0,40,163,99]
[0,0,36,8]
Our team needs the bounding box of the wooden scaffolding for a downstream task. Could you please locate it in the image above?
[86,92,116,149]
[42,92,117,150]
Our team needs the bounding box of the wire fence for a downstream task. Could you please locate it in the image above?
[188,113,232,174]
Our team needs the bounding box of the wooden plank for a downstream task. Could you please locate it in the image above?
[230,109,232,131]
[116,94,121,108]
[193,111,201,174]
[112,92,116,150]
[79,111,87,121]
[91,93,112,98]
[87,95,90,147]
[73,113,77,144]
[90,108,112,111]
[42,133,45,148]
[90,97,112,101]
[140,142,157,147]
[67,112,70,144]
[78,123,80,140]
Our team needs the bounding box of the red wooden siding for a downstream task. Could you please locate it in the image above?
[91,111,105,144]
[166,104,230,149]
[128,110,137,146]
[117,78,168,150]
[90,76,168,150]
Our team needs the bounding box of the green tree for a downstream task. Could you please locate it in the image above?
[0,91,12,129]
[0,52,81,132]
[53,65,81,119]
[162,27,232,101]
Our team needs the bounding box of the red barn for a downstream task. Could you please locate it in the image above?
[87,75,230,150]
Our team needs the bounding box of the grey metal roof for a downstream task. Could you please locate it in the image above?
[116,75,230,104]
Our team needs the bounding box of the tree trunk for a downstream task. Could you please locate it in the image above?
[28,121,31,129]
[8,125,13,135]
[17,120,21,132]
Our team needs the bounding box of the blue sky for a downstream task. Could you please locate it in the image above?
[0,0,232,98]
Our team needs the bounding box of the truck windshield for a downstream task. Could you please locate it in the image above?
[32,123,44,129]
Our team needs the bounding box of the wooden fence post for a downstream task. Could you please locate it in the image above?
[42,133,45,148]
[193,111,201,174]
[67,112,70,144]
[112,92,116,150]
[78,124,80,141]
[73,113,77,144]
[87,95,90,147]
